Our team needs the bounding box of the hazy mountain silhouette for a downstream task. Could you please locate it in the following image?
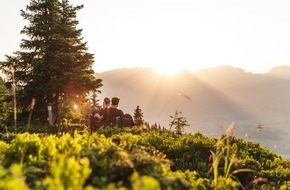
[95,65,290,158]
[267,65,290,79]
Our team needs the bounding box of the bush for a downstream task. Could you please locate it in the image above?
[0,127,289,189]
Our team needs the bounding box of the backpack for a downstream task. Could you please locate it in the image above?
[120,114,134,127]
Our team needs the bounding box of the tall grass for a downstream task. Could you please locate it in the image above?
[209,122,262,189]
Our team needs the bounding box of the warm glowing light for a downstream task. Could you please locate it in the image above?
[73,104,78,110]
[152,65,183,75]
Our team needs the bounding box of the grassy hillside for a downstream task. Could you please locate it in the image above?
[0,126,289,189]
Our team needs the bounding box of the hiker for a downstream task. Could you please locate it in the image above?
[102,97,124,126]
[94,97,111,120]
[93,97,111,129]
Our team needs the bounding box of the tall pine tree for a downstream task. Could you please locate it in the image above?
[0,0,102,124]
[0,78,11,125]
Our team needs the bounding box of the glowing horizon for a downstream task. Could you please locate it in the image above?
[2,0,290,75]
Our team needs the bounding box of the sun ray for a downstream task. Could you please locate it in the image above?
[152,65,182,75]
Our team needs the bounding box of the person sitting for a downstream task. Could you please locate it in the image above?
[90,97,110,130]
[94,97,111,120]
[102,97,124,126]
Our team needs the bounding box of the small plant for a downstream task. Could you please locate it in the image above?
[209,122,260,189]
[169,110,189,135]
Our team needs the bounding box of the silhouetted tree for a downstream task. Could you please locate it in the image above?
[150,122,158,130]
[133,105,144,126]
[169,110,189,135]
[144,121,150,129]
[0,0,102,124]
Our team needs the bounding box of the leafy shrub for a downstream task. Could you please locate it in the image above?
[2,133,43,167]
[44,156,91,190]
[0,164,29,190]
[0,127,289,189]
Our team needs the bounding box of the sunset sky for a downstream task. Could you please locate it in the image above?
[1,0,290,74]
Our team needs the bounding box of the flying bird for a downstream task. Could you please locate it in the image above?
[256,124,263,132]
[178,92,192,102]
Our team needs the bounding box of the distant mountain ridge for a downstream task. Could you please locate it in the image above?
[95,65,290,126]
[95,65,290,157]
[267,65,290,79]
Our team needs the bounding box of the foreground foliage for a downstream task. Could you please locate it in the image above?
[0,126,289,189]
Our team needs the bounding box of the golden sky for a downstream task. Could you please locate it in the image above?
[1,0,290,74]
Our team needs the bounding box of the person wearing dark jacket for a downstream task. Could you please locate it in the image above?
[102,97,124,125]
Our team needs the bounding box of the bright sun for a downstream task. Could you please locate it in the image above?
[151,63,206,75]
[152,65,183,75]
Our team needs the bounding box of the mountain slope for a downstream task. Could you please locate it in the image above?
[95,66,290,158]
[96,66,290,126]
[267,65,290,79]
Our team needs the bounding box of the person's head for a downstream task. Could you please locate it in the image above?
[111,97,120,106]
[103,97,111,108]
[104,97,110,105]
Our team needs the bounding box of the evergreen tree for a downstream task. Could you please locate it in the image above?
[169,110,189,134]
[89,89,100,108]
[0,78,11,125]
[0,0,102,124]
[133,105,144,126]
[150,122,158,130]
